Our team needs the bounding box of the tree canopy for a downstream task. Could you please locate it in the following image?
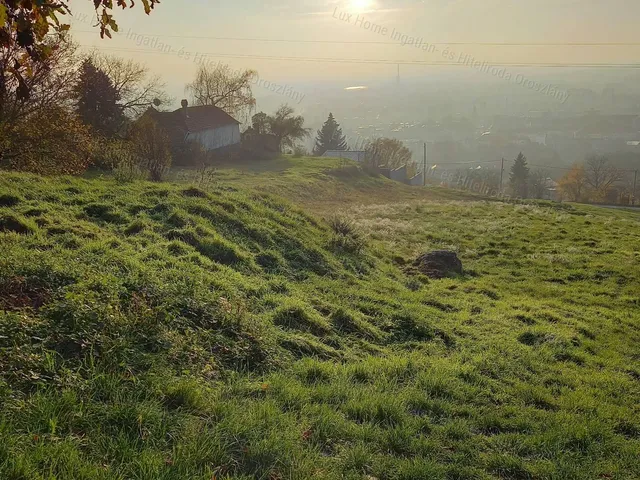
[250,112,269,135]
[266,105,310,153]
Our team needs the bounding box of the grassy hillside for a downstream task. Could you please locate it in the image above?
[0,164,639,480]
[167,156,475,211]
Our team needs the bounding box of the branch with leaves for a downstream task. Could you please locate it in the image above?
[0,0,159,99]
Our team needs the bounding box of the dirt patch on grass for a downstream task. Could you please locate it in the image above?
[0,277,51,311]
[409,250,463,279]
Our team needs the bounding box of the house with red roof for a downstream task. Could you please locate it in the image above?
[145,99,241,152]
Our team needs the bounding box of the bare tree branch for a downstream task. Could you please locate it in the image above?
[90,53,170,118]
[186,64,257,122]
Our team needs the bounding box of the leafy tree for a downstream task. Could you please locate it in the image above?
[364,138,411,169]
[558,164,587,202]
[186,63,257,122]
[509,152,530,198]
[73,59,124,137]
[266,105,311,153]
[249,112,269,135]
[130,115,171,182]
[0,0,159,99]
[313,113,347,156]
[585,155,623,201]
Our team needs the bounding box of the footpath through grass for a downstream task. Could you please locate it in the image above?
[0,163,639,479]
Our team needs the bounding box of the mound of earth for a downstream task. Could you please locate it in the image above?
[412,250,463,279]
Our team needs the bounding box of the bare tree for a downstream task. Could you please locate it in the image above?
[364,138,412,169]
[186,63,257,122]
[90,53,170,119]
[585,155,623,201]
[529,169,551,199]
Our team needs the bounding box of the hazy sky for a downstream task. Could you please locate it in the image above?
[68,0,640,106]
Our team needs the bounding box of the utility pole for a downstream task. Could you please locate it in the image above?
[633,170,638,206]
[499,158,505,195]
[423,142,427,186]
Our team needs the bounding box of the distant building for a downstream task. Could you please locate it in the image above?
[322,150,366,162]
[145,100,241,152]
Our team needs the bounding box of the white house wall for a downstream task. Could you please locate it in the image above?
[186,124,240,151]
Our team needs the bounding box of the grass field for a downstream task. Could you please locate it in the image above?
[1,159,639,479]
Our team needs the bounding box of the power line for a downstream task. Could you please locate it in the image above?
[76,45,640,68]
[72,30,640,47]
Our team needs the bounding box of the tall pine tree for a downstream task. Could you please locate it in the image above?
[313,113,347,156]
[73,59,124,137]
[509,152,530,198]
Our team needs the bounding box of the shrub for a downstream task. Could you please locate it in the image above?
[92,138,137,171]
[192,163,218,190]
[328,215,357,237]
[113,159,146,183]
[130,115,172,182]
[328,215,366,254]
[292,144,308,158]
[172,140,208,167]
[4,107,94,175]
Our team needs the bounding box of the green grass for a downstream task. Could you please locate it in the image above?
[0,162,639,480]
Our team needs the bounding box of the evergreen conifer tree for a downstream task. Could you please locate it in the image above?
[509,152,530,198]
[73,59,124,136]
[313,113,347,156]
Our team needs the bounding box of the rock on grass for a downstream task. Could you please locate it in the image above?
[411,250,463,279]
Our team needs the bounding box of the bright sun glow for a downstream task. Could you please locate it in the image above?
[350,0,373,12]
